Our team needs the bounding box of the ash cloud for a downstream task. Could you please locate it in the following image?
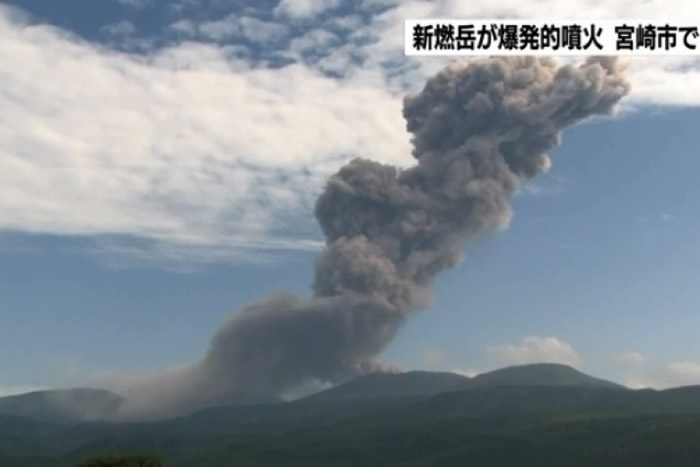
[110,57,630,420]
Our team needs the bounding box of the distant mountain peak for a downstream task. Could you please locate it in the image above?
[305,363,623,402]
[467,363,624,390]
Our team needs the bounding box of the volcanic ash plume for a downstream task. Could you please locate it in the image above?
[112,57,630,420]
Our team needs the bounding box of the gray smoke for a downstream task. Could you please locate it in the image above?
[110,57,630,420]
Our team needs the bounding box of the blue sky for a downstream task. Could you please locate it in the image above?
[1,0,700,395]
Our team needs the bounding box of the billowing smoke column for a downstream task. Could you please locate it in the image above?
[113,57,630,420]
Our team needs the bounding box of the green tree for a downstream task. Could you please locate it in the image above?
[74,453,166,467]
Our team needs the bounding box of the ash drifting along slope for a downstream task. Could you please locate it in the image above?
[0,388,123,423]
[304,370,470,401]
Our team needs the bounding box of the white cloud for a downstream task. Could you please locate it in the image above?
[168,15,288,43]
[117,0,152,9]
[487,336,582,368]
[417,348,478,377]
[237,17,289,44]
[274,0,342,19]
[665,361,700,385]
[168,19,197,36]
[0,5,411,263]
[450,368,479,378]
[288,28,340,57]
[625,379,653,390]
[615,351,646,365]
[326,14,365,33]
[193,16,240,41]
[625,361,700,389]
[101,20,136,37]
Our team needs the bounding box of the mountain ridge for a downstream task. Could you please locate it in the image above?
[301,363,624,402]
[0,363,637,424]
[464,363,625,390]
[1,365,700,466]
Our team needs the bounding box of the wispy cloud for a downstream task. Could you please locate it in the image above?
[625,360,700,389]
[615,351,646,365]
[487,336,582,368]
[100,20,136,37]
[116,0,153,9]
[274,0,343,19]
[0,5,410,264]
[418,348,478,377]
[169,15,290,43]
[3,1,700,266]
